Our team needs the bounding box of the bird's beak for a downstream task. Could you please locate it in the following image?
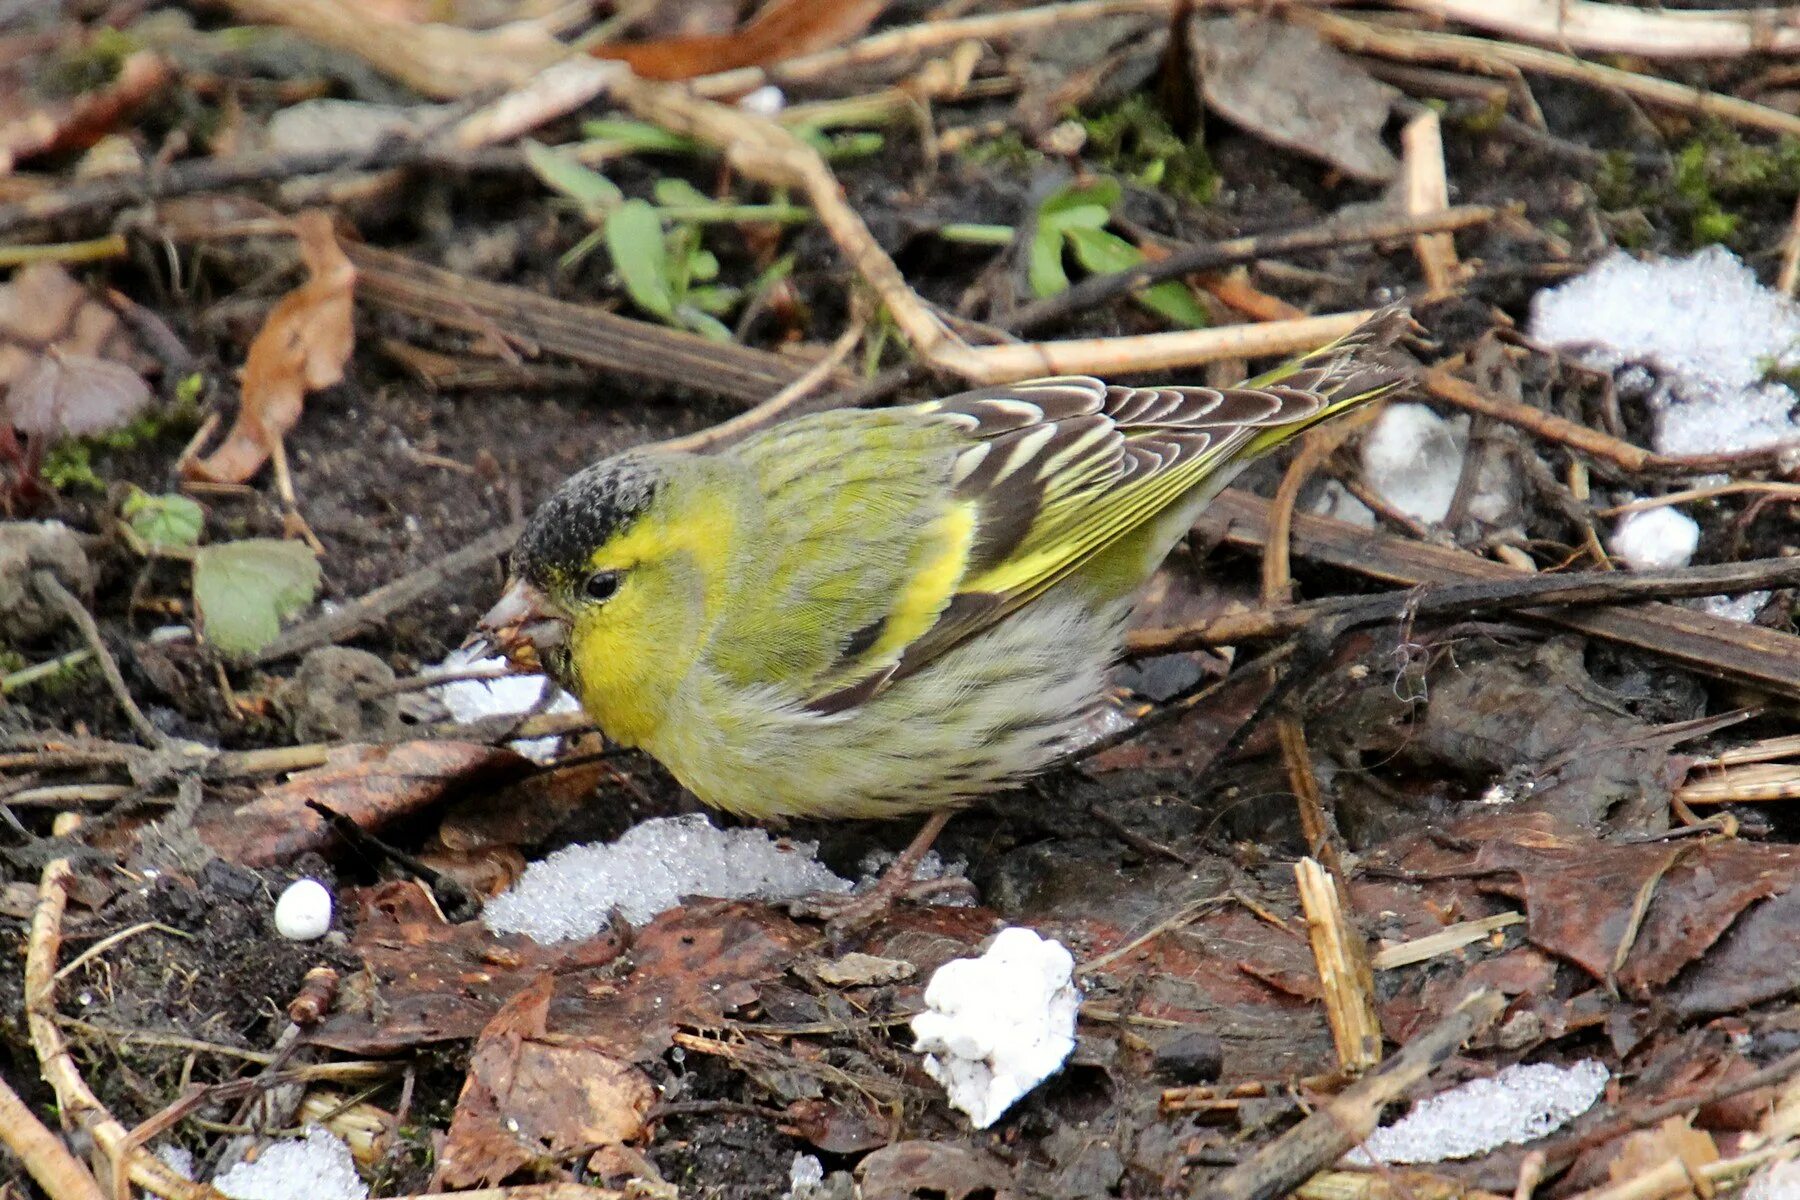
[470,579,568,671]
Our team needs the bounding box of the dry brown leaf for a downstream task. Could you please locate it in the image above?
[0,262,149,387]
[1190,14,1401,183]
[193,741,533,866]
[435,975,657,1189]
[1605,1116,1720,1196]
[183,210,355,484]
[593,0,889,81]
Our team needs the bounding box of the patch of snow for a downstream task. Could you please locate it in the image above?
[1357,403,1513,528]
[273,879,332,941]
[1529,247,1800,457]
[785,1153,825,1199]
[1747,1158,1800,1200]
[1347,1059,1609,1165]
[1609,506,1700,570]
[1700,591,1770,623]
[1310,479,1377,529]
[911,927,1079,1129]
[429,646,581,763]
[213,1126,367,1200]
[156,1144,195,1179]
[483,814,852,942]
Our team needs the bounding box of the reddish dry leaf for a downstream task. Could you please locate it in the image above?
[5,350,151,440]
[194,741,533,866]
[0,50,172,173]
[184,210,356,484]
[855,1142,1017,1200]
[312,887,808,1061]
[593,0,889,81]
[435,975,657,1189]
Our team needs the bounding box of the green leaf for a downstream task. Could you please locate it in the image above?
[605,200,676,319]
[675,305,734,343]
[122,488,204,550]
[192,539,321,658]
[1065,225,1142,274]
[686,284,741,315]
[652,178,713,208]
[687,247,720,283]
[822,131,884,161]
[937,223,1016,245]
[1137,280,1211,329]
[1029,224,1071,298]
[1065,228,1209,328]
[1039,177,1122,222]
[1065,228,1209,327]
[522,140,622,219]
[580,118,700,154]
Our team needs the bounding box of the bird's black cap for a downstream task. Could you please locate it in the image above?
[514,453,661,590]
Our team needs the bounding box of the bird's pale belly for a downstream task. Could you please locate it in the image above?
[644,591,1132,821]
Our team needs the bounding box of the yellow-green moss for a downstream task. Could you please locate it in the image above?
[1079,94,1217,204]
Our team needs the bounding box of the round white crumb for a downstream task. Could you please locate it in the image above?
[737,85,786,116]
[1609,506,1700,570]
[274,879,333,941]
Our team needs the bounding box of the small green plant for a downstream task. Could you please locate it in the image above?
[605,198,740,341]
[1595,127,1800,251]
[523,142,810,339]
[191,538,321,658]
[1028,178,1210,328]
[122,487,204,553]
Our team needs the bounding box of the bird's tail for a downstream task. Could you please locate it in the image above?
[1239,304,1416,459]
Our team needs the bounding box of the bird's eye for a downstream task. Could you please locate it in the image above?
[583,570,621,603]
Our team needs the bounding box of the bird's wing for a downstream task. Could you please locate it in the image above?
[728,308,1410,712]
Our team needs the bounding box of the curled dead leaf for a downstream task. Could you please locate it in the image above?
[183,210,355,484]
[593,0,887,80]
[5,350,151,440]
[0,50,173,173]
[435,975,657,1189]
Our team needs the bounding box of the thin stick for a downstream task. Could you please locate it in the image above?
[31,572,168,751]
[1373,912,1526,971]
[248,522,522,665]
[1386,0,1800,59]
[1008,206,1496,334]
[1295,857,1383,1072]
[935,311,1377,384]
[606,71,956,363]
[0,235,129,268]
[1196,989,1506,1200]
[1191,490,1800,697]
[656,319,865,455]
[1,649,95,695]
[1780,195,1800,298]
[1297,8,1800,140]
[1128,554,1800,653]
[1597,481,1800,516]
[0,1068,107,1200]
[26,830,226,1200]
[1424,368,1800,475]
[55,922,192,982]
[1401,110,1460,297]
[689,0,1177,96]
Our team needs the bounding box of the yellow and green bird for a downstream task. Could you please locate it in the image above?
[479,307,1411,822]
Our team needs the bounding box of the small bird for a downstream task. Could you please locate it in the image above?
[479,309,1410,845]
